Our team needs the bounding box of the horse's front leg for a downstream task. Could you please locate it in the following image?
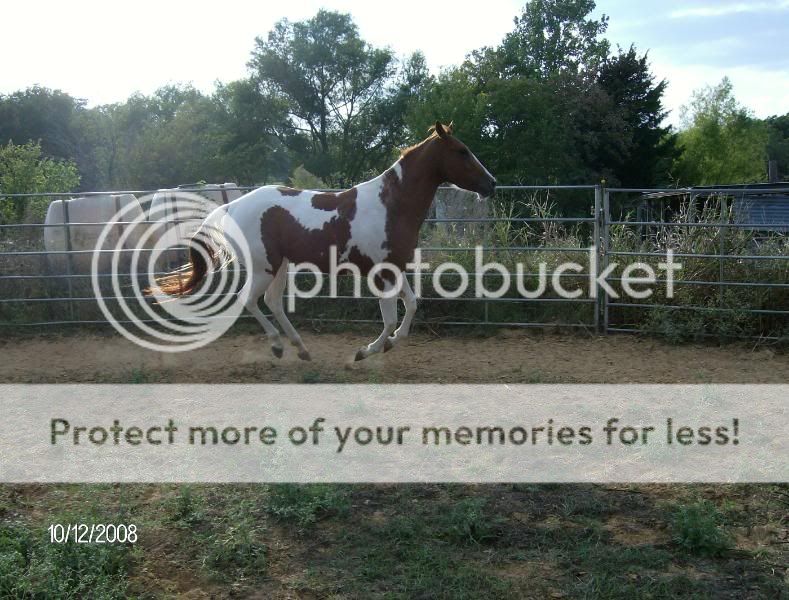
[354,295,398,361]
[388,278,417,347]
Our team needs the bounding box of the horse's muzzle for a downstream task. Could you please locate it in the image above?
[480,178,497,198]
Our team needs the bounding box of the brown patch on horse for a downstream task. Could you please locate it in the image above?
[347,246,375,274]
[277,186,302,197]
[259,188,360,275]
[311,187,358,220]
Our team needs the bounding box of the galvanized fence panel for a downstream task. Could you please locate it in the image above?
[1,184,786,340]
[602,187,788,341]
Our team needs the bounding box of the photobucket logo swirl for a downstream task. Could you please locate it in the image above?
[90,191,252,352]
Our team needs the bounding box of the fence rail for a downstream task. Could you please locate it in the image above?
[0,184,786,340]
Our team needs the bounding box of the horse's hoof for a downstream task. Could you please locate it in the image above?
[383,338,394,353]
[298,350,312,361]
[271,346,284,359]
[354,348,367,362]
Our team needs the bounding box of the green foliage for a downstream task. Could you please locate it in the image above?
[0,87,96,186]
[596,46,678,186]
[674,78,768,185]
[249,9,421,186]
[103,84,265,189]
[212,78,291,184]
[0,140,80,223]
[409,1,675,189]
[766,113,789,180]
[289,165,327,189]
[165,487,267,581]
[168,485,206,526]
[264,484,350,526]
[0,6,677,194]
[498,0,610,79]
[439,497,503,545]
[631,195,789,341]
[671,500,733,557]
[202,522,267,578]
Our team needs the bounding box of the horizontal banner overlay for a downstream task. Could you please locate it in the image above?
[1,385,785,483]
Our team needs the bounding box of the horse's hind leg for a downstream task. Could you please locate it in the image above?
[240,271,284,358]
[264,260,311,361]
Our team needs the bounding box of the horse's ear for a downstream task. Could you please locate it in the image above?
[447,121,454,134]
[434,121,448,139]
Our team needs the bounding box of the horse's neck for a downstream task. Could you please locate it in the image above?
[370,153,441,227]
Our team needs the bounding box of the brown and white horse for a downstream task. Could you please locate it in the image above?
[152,122,496,361]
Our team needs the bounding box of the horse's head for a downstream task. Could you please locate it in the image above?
[429,121,496,198]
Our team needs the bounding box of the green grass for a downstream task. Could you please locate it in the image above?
[165,486,267,582]
[438,497,504,545]
[263,484,351,527]
[670,499,733,557]
[0,519,131,599]
[1,483,786,598]
[331,508,516,599]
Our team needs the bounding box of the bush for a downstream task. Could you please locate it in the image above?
[440,497,502,545]
[671,500,733,557]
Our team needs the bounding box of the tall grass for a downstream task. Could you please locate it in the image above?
[610,196,788,341]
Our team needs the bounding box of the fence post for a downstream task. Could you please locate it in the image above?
[719,196,727,310]
[60,198,75,322]
[593,185,601,333]
[601,185,611,335]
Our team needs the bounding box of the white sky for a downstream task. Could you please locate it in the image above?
[2,0,787,127]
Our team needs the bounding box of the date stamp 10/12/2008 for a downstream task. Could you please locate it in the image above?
[48,523,137,544]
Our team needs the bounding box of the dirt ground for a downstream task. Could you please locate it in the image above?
[0,328,786,383]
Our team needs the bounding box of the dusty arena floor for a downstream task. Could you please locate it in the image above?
[0,328,786,383]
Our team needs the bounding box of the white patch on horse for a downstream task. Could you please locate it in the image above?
[391,160,403,181]
[341,174,388,263]
[228,186,337,243]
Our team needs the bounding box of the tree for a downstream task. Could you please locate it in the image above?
[116,85,224,188]
[414,1,672,188]
[765,113,789,180]
[416,0,613,185]
[89,84,276,189]
[211,79,291,185]
[674,78,768,185]
[0,141,80,222]
[595,46,677,186]
[497,0,610,79]
[248,9,415,185]
[0,87,106,190]
[0,87,83,161]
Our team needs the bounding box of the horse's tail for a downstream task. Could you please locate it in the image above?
[144,225,218,298]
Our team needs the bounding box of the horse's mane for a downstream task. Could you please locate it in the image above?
[399,123,453,158]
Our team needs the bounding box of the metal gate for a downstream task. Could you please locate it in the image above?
[0,185,786,340]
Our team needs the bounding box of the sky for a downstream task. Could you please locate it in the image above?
[2,0,787,127]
